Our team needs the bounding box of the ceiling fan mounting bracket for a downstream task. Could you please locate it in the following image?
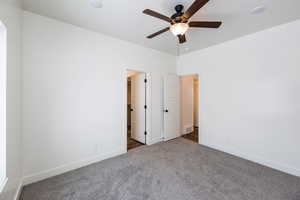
[171,4,184,21]
[175,4,184,13]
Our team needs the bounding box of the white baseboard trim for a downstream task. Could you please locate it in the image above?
[147,137,163,145]
[13,181,23,200]
[201,142,300,177]
[0,178,23,200]
[182,125,193,135]
[23,149,126,185]
[0,177,8,194]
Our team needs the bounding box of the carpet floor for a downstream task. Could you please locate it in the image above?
[20,138,300,200]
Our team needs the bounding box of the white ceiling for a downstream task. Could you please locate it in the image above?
[22,0,300,55]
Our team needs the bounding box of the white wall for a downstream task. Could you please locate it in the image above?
[0,20,7,194]
[22,11,176,183]
[180,76,194,134]
[0,0,22,199]
[178,19,300,177]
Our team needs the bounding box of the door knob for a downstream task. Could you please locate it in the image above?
[164,109,169,113]
[130,108,134,112]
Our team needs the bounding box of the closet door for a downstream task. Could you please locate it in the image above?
[131,73,146,144]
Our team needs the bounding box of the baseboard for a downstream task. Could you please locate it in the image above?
[201,142,300,177]
[13,181,23,200]
[0,179,23,200]
[182,124,194,135]
[0,178,8,193]
[22,149,126,185]
[147,137,163,145]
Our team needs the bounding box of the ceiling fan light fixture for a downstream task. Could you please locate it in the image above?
[143,0,222,44]
[170,23,189,36]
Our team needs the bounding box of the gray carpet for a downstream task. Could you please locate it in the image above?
[21,138,300,200]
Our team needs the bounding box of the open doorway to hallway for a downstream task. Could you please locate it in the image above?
[127,70,146,150]
[180,74,199,143]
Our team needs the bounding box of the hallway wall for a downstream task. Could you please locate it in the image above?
[180,75,194,135]
[193,79,199,127]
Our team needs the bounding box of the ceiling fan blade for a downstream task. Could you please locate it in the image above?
[178,34,186,44]
[189,21,222,28]
[147,27,170,39]
[143,9,172,23]
[183,0,210,20]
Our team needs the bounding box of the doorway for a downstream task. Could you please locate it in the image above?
[127,70,146,150]
[180,74,199,143]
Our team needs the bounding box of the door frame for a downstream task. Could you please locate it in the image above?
[123,69,152,152]
[179,73,201,144]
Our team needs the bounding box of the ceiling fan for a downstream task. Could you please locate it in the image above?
[143,0,222,44]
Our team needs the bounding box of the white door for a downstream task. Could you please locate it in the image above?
[131,73,146,144]
[164,74,180,141]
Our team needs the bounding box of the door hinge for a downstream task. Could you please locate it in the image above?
[144,78,147,83]
[144,105,147,109]
[144,131,147,135]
